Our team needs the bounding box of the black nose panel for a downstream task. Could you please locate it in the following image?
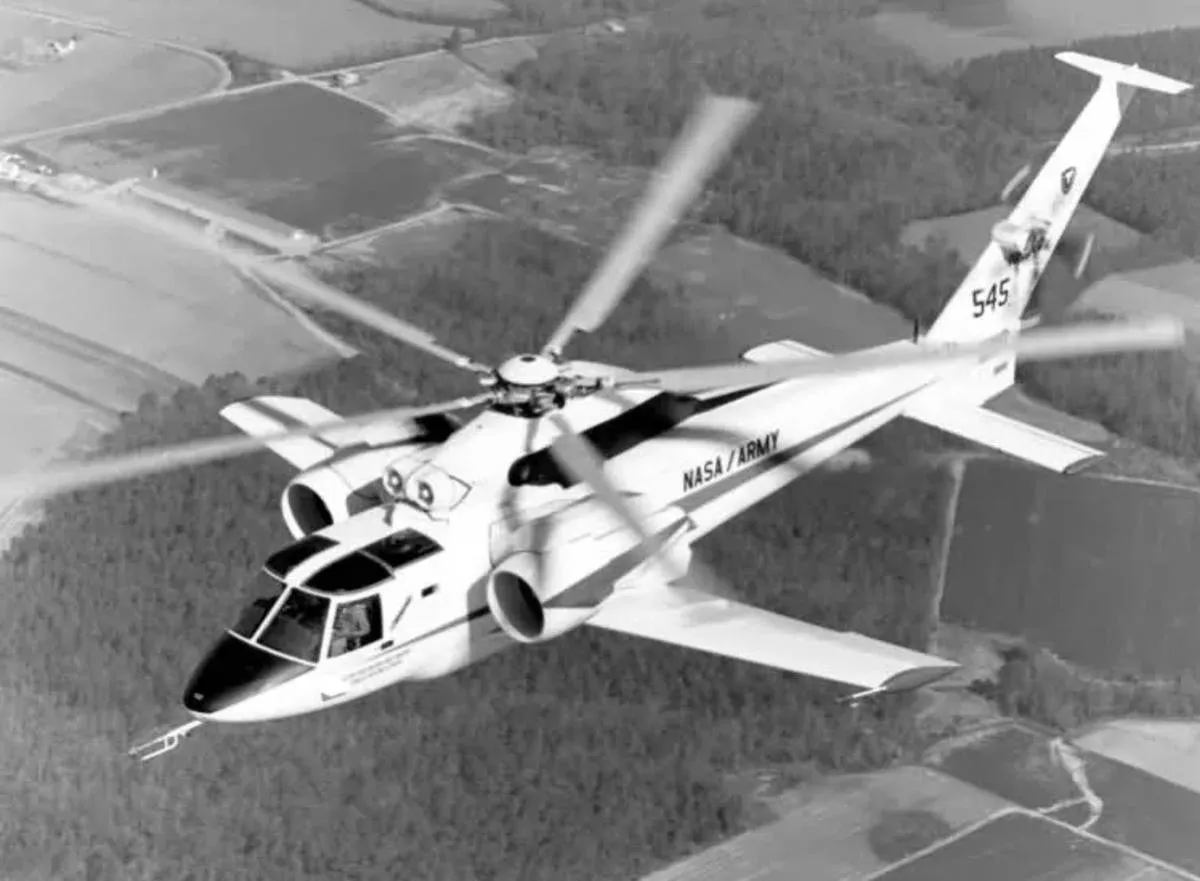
[183,633,310,715]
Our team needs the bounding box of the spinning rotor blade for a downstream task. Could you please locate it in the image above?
[1057,229,1096,281]
[541,95,758,358]
[612,316,1185,395]
[544,412,733,597]
[67,188,489,375]
[0,394,493,502]
[237,258,492,375]
[1000,162,1032,204]
[546,411,666,560]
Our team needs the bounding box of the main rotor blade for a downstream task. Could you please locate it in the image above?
[63,187,491,376]
[0,394,493,502]
[613,316,1185,395]
[541,95,758,358]
[545,412,733,596]
[241,258,492,375]
[545,411,685,575]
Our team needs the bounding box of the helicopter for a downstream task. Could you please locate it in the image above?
[0,53,1188,761]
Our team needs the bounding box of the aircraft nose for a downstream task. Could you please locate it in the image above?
[183,633,310,715]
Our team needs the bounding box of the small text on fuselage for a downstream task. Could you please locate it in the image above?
[682,430,780,493]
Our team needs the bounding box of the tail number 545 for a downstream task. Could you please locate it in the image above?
[972,277,1011,317]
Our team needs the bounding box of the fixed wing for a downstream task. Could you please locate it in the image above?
[0,53,1186,761]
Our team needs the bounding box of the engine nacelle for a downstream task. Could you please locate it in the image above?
[280,466,377,539]
[278,441,448,539]
[485,552,597,644]
[486,501,695,644]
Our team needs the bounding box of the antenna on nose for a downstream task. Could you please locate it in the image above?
[128,719,204,762]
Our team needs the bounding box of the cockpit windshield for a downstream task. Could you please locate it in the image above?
[256,587,330,664]
[230,568,286,640]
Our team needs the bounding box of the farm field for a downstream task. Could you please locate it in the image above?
[650,229,912,353]
[870,0,1200,66]
[365,0,506,20]
[0,8,224,141]
[1072,273,1200,335]
[1076,720,1200,797]
[638,765,1012,881]
[0,187,342,397]
[866,11,1031,68]
[923,723,1080,813]
[873,810,1175,881]
[940,458,1200,675]
[444,146,652,245]
[459,35,544,78]
[325,202,478,263]
[1083,748,1200,874]
[24,82,500,239]
[900,204,1145,264]
[339,49,513,131]
[1075,259,1200,335]
[14,0,461,69]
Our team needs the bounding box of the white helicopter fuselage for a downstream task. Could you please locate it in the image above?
[195,338,962,725]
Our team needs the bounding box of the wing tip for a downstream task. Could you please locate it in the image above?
[1063,453,1106,476]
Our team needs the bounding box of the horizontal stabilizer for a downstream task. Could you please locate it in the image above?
[905,397,1103,473]
[587,585,958,695]
[220,395,450,471]
[1056,51,1192,94]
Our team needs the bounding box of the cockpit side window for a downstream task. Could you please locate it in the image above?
[256,588,330,664]
[230,569,286,640]
[328,595,383,658]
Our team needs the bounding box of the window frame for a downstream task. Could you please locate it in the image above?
[254,586,332,664]
[326,593,385,660]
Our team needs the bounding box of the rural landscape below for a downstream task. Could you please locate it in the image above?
[3,0,1200,879]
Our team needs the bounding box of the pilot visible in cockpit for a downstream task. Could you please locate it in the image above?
[330,601,373,656]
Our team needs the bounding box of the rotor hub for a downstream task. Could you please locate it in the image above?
[496,354,560,388]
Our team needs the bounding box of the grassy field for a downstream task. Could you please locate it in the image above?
[0,9,225,140]
[25,83,500,238]
[367,0,507,21]
[865,11,1032,68]
[870,0,1200,65]
[640,765,1011,881]
[900,204,1144,267]
[341,49,514,130]
[924,722,1080,811]
[19,0,459,69]
[1083,747,1200,873]
[873,811,1169,881]
[1072,274,1200,337]
[1075,719,1200,796]
[460,35,545,77]
[941,459,1200,676]
[0,184,343,524]
[1009,0,1200,43]
[0,187,341,423]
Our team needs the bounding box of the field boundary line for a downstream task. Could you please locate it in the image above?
[238,269,358,360]
[930,455,965,626]
[0,2,231,139]
[859,807,1021,881]
[1037,809,1200,881]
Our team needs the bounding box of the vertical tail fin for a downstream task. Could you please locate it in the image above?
[924,53,1191,351]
